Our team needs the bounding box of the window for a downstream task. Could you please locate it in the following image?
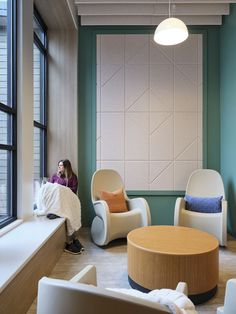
[33,8,47,181]
[0,0,17,228]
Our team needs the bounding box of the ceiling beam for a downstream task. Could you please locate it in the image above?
[77,3,229,15]
[75,0,236,26]
[80,14,222,25]
[75,0,236,4]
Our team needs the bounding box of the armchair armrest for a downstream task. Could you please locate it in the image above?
[221,199,228,246]
[92,200,111,245]
[93,200,110,220]
[128,197,151,226]
[70,265,97,286]
[176,282,188,296]
[221,199,227,215]
[174,197,186,226]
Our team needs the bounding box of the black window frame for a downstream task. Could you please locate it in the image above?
[0,0,17,228]
[33,6,47,179]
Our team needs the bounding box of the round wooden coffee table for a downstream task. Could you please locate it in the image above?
[127,225,219,304]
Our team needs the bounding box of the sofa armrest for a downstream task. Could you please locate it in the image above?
[70,265,97,286]
[176,282,188,296]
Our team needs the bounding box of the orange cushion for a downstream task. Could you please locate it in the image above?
[100,188,128,213]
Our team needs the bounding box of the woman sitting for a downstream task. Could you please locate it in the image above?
[37,159,84,255]
[49,159,78,194]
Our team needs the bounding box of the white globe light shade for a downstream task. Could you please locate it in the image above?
[154,17,189,46]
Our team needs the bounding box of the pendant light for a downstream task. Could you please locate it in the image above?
[153,0,189,46]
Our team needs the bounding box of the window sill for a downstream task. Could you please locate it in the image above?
[0,216,65,293]
[0,219,23,238]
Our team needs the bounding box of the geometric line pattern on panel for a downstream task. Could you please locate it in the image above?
[97,34,203,191]
[150,113,172,135]
[175,138,198,161]
[126,88,149,111]
[101,65,124,88]
[150,161,173,184]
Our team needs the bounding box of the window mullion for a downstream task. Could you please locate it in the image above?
[33,7,47,182]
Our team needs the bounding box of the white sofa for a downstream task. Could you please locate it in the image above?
[37,265,193,314]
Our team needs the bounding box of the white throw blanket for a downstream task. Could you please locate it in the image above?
[107,288,197,314]
[36,182,81,236]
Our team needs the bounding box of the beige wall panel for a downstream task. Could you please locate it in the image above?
[97,34,203,191]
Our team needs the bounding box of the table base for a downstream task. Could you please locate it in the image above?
[128,276,217,305]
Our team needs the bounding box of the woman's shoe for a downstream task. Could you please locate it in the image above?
[73,238,84,251]
[64,242,82,255]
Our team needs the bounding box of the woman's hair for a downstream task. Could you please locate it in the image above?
[58,159,75,179]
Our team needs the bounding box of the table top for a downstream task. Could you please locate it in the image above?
[127,225,219,256]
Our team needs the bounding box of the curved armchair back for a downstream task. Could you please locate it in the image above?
[91,169,126,202]
[186,169,225,198]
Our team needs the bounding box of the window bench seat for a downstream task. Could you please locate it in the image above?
[0,216,66,314]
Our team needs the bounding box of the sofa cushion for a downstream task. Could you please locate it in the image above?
[100,188,128,213]
[185,195,223,213]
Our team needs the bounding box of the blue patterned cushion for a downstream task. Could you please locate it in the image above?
[185,195,223,213]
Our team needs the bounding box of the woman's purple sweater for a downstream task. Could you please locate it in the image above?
[48,173,78,194]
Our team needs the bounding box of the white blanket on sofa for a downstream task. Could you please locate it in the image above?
[36,182,81,236]
[108,288,197,314]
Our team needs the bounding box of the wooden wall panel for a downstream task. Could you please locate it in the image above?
[34,0,75,30]
[47,29,78,175]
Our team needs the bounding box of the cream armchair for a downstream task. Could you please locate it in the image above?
[91,169,151,246]
[174,169,227,246]
[37,265,191,314]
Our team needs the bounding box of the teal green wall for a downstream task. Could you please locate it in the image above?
[78,26,221,227]
[220,4,236,236]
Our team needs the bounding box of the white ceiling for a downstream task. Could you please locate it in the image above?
[74,0,236,25]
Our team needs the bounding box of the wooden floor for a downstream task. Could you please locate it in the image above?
[28,228,236,314]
